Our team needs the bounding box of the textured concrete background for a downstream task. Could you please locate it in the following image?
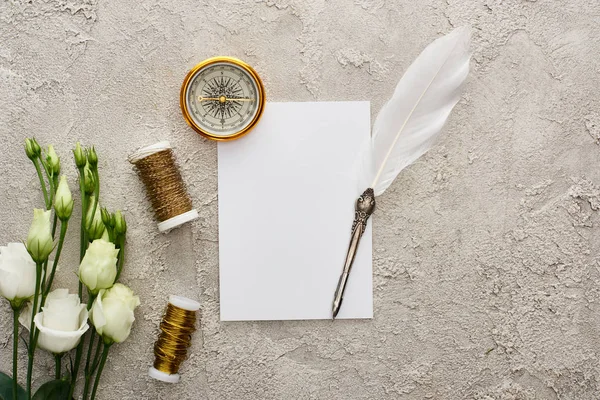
[1,0,600,399]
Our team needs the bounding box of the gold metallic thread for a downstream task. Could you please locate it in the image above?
[130,149,193,222]
[152,302,197,375]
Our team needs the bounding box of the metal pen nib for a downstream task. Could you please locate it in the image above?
[332,188,376,319]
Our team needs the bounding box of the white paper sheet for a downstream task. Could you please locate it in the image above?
[218,102,373,321]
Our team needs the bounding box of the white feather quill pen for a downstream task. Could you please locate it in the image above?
[332,26,472,318]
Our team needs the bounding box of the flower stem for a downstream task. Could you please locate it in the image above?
[82,331,104,400]
[32,158,50,209]
[69,165,91,400]
[68,344,82,399]
[12,306,19,400]
[86,171,100,231]
[90,343,111,400]
[42,221,69,301]
[54,353,62,380]
[51,212,58,240]
[69,293,95,399]
[78,166,88,299]
[115,236,126,281]
[26,262,43,399]
[82,332,99,400]
[39,154,55,200]
[83,330,96,388]
[90,335,103,373]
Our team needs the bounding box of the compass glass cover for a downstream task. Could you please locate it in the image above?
[184,62,261,138]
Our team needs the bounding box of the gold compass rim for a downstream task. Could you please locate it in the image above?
[180,56,266,142]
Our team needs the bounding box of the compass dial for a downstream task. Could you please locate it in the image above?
[180,57,265,141]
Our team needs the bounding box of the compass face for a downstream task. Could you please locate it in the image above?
[181,58,265,140]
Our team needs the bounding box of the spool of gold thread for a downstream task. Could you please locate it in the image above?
[129,142,199,232]
[149,295,200,383]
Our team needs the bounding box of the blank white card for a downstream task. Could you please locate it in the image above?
[218,102,373,321]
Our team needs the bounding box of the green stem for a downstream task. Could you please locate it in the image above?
[69,294,95,399]
[82,330,98,400]
[84,335,103,400]
[69,343,84,399]
[90,343,111,400]
[85,332,97,368]
[80,197,88,261]
[32,159,50,209]
[44,207,58,301]
[115,236,126,281]
[84,329,96,375]
[86,171,100,230]
[70,167,89,400]
[40,261,48,301]
[90,335,103,374]
[26,263,43,400]
[40,158,56,207]
[42,221,68,301]
[78,166,88,299]
[12,306,19,400]
[54,354,62,380]
[48,176,55,207]
[51,212,58,240]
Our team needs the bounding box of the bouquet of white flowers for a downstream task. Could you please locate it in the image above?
[0,139,140,400]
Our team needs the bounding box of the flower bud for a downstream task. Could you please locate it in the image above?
[89,283,140,343]
[87,146,98,168]
[26,209,54,263]
[86,197,105,240]
[25,138,41,160]
[84,165,95,195]
[32,139,42,155]
[73,142,86,169]
[101,208,114,228]
[114,211,127,236]
[54,175,74,221]
[46,145,60,175]
[79,239,119,294]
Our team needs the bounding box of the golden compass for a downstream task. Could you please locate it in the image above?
[180,57,266,141]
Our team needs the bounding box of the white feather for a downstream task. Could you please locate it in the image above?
[369,26,472,196]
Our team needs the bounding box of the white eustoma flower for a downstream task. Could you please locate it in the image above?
[0,243,37,304]
[90,283,140,343]
[33,289,89,354]
[79,239,118,294]
[26,209,54,263]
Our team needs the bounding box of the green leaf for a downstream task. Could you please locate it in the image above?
[0,371,27,400]
[32,380,70,400]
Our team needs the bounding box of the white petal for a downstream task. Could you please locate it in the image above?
[18,302,33,331]
[101,297,135,343]
[15,260,37,299]
[89,292,107,336]
[34,313,89,354]
[46,288,69,301]
[0,267,18,300]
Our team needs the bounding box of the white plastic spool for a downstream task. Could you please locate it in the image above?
[129,141,199,233]
[148,295,201,384]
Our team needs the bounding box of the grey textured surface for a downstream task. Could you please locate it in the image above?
[1,0,599,399]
